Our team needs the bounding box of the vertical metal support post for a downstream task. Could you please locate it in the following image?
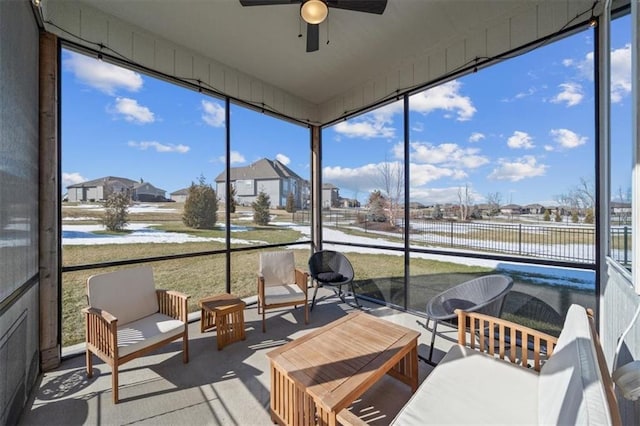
[633,0,640,292]
[225,97,231,294]
[595,1,612,319]
[403,95,410,310]
[311,125,322,252]
[518,224,522,256]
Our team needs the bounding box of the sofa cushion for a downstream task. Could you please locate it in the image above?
[117,312,185,358]
[260,251,296,287]
[87,266,159,326]
[538,304,612,425]
[391,345,539,425]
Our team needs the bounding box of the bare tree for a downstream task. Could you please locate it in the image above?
[555,177,595,221]
[377,160,404,227]
[485,191,502,216]
[458,183,473,221]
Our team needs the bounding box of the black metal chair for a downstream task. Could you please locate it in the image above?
[425,274,514,363]
[308,250,360,310]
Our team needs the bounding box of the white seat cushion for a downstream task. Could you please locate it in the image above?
[392,345,539,425]
[117,312,185,358]
[264,284,306,305]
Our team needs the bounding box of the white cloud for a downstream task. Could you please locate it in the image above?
[544,145,555,152]
[410,80,476,121]
[409,163,468,186]
[407,142,489,169]
[488,156,547,182]
[333,101,400,139]
[333,80,475,139]
[275,154,291,165]
[128,141,190,153]
[201,100,225,127]
[551,82,583,107]
[564,44,630,103]
[112,97,155,123]
[63,52,143,95]
[218,151,246,164]
[468,132,485,143]
[550,128,587,149]
[507,131,535,149]
[62,172,87,188]
[611,44,631,103]
[323,160,467,195]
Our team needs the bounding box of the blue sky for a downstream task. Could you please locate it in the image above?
[62,15,632,207]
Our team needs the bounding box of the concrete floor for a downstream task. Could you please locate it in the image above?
[19,288,454,426]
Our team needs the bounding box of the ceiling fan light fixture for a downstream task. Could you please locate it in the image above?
[301,0,328,25]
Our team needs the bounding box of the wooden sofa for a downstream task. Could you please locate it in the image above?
[339,304,621,425]
[83,266,190,403]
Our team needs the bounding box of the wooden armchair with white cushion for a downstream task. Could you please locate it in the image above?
[82,265,189,403]
[257,251,309,332]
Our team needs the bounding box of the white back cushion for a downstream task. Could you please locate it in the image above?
[87,266,159,326]
[538,304,612,425]
[260,251,295,287]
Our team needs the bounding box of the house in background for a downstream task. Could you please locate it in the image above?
[66,176,166,202]
[215,158,307,208]
[322,183,339,208]
[132,180,167,202]
[500,204,523,215]
[524,203,545,214]
[170,188,189,203]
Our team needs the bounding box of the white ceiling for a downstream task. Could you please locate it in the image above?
[73,0,550,105]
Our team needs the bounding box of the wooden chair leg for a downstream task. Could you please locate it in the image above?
[112,363,119,404]
[183,330,189,363]
[86,350,93,378]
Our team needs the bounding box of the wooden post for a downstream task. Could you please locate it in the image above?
[39,31,60,371]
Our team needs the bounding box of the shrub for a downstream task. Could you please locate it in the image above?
[183,176,218,229]
[285,192,297,213]
[543,209,551,221]
[554,210,562,222]
[253,191,271,225]
[571,211,579,223]
[102,191,130,231]
[584,209,594,224]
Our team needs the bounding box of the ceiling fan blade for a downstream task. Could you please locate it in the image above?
[327,0,387,14]
[239,0,298,6]
[306,23,319,52]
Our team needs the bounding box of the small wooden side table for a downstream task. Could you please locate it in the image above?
[198,294,246,350]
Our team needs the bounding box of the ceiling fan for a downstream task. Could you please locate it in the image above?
[239,0,388,52]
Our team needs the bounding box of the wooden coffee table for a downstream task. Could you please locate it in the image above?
[199,294,246,350]
[266,311,420,426]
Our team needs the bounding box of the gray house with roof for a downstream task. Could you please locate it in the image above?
[215,158,307,208]
[66,176,166,202]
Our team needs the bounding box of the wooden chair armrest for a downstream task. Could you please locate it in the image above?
[455,309,558,371]
[294,268,309,295]
[337,409,369,426]
[83,307,118,358]
[156,289,190,322]
[82,306,118,324]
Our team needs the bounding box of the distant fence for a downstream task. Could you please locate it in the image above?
[291,210,632,266]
